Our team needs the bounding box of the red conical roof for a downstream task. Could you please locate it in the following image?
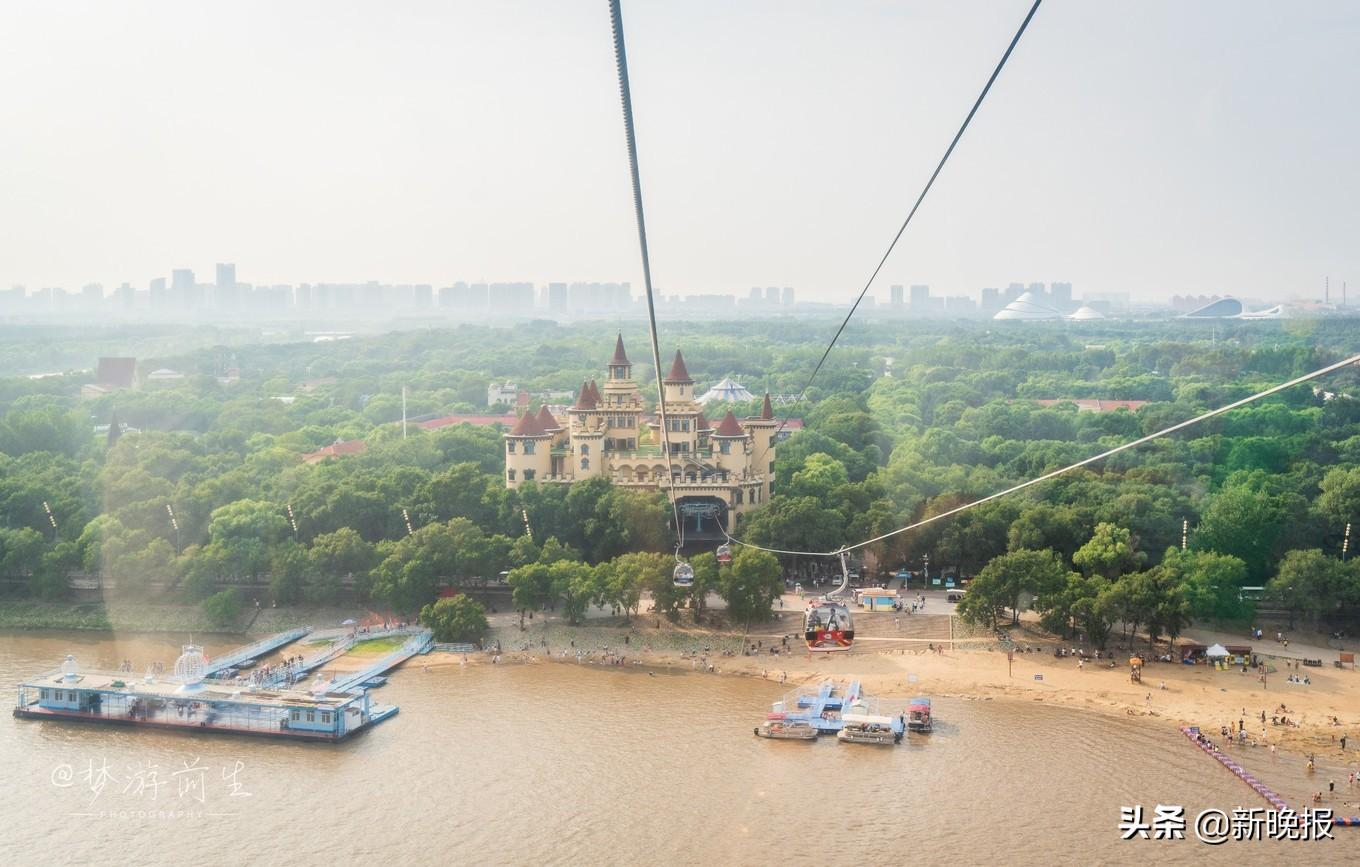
[611,333,631,366]
[664,349,692,383]
[589,380,602,403]
[508,409,544,437]
[696,410,711,432]
[536,404,560,431]
[713,410,745,437]
[760,392,774,420]
[574,381,597,410]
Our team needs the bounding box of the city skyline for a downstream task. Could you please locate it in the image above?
[2,2,1359,301]
[9,261,1350,323]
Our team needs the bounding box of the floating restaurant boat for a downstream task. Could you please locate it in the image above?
[11,636,423,743]
[753,713,818,740]
[907,697,933,733]
[836,713,901,745]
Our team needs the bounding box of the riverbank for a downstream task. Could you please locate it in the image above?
[443,614,1360,769]
[0,599,363,633]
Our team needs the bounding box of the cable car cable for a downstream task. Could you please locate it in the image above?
[750,0,1044,476]
[608,0,684,551]
[722,350,1360,559]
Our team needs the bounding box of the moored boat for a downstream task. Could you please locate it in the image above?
[836,713,901,745]
[907,697,933,733]
[754,712,818,740]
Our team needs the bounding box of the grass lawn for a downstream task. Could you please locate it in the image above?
[347,635,406,654]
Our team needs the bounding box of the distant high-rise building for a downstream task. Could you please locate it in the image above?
[171,269,194,292]
[782,287,794,306]
[547,282,568,312]
[1028,282,1046,301]
[413,284,433,308]
[980,287,1001,311]
[81,284,103,305]
[1050,282,1073,308]
[489,282,535,311]
[765,286,779,305]
[890,285,905,307]
[215,263,235,290]
[748,287,762,303]
[910,284,930,307]
[114,283,135,308]
[214,263,237,309]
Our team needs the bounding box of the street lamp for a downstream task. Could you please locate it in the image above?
[1343,522,1351,561]
[42,501,57,540]
[165,504,181,554]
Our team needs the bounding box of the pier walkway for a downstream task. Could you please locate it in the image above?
[330,630,433,692]
[206,628,311,675]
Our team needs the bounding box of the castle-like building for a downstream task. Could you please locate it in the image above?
[504,335,777,531]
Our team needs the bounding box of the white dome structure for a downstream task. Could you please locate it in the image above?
[697,377,755,405]
[993,291,1063,321]
[173,644,208,683]
[1180,297,1244,318]
[1067,305,1105,320]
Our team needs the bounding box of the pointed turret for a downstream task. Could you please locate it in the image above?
[535,404,560,431]
[574,381,597,410]
[664,350,693,383]
[760,392,774,420]
[713,410,745,438]
[508,410,544,437]
[611,333,630,366]
[588,380,602,404]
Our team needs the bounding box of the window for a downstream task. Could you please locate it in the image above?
[769,461,775,474]
[523,440,536,455]
[580,443,589,456]
[307,710,316,722]
[506,441,516,454]
[580,458,590,470]
[507,469,516,481]
[733,490,744,505]
[40,689,48,700]
[524,469,536,481]
[292,710,300,720]
[321,712,331,724]
[720,440,732,454]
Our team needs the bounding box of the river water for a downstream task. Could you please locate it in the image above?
[1,631,1354,866]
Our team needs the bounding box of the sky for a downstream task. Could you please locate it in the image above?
[2,0,1358,303]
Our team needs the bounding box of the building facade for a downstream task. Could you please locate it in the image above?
[504,335,777,536]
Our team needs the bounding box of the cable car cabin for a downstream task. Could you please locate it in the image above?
[715,544,733,565]
[804,601,853,652]
[673,562,695,588]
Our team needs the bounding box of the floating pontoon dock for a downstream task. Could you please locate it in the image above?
[11,629,430,743]
[765,679,906,740]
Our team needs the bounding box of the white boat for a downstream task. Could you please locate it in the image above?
[754,713,818,740]
[837,713,900,745]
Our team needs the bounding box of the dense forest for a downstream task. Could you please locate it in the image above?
[1,317,1358,637]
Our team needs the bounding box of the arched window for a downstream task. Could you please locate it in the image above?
[580,457,590,470]
[580,443,590,456]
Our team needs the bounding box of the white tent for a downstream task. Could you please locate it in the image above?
[993,291,1063,321]
[697,377,755,405]
[1205,643,1230,657]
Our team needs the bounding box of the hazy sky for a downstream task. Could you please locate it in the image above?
[3,1,1358,302]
